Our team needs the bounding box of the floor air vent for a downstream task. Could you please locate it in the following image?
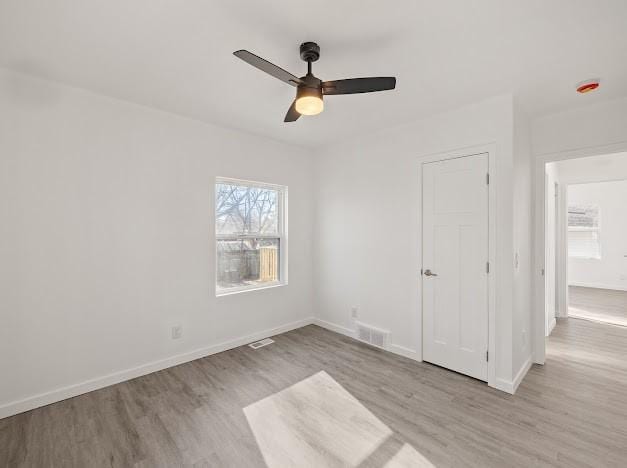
[356,322,389,349]
[248,338,274,349]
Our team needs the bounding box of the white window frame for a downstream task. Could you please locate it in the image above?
[215,177,288,296]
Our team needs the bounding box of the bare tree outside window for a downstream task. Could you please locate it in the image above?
[216,183,278,235]
[215,179,286,294]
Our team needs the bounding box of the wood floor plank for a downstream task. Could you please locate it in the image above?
[1,315,626,467]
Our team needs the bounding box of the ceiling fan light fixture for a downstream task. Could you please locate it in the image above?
[233,42,396,122]
[295,86,323,115]
[295,96,323,115]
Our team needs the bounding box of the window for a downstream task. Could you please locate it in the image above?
[215,178,286,295]
[568,204,600,259]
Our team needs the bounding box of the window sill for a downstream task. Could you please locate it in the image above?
[216,281,287,297]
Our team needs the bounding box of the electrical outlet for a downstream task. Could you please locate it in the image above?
[351,306,358,318]
[171,325,182,340]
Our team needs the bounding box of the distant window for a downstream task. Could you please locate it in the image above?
[215,178,286,295]
[568,204,600,259]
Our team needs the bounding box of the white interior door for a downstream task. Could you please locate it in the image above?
[422,153,489,381]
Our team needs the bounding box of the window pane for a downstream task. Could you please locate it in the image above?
[568,204,601,258]
[216,183,279,235]
[568,204,598,229]
[568,230,600,259]
[217,238,279,291]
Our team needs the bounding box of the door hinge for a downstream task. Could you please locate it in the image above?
[486,173,490,185]
[486,350,489,361]
[486,262,490,274]
[420,268,423,276]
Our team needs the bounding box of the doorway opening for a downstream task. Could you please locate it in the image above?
[543,151,627,336]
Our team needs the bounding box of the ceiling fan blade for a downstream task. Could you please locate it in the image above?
[284,100,301,122]
[322,77,396,95]
[233,50,302,87]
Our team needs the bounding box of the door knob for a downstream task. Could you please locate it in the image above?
[424,269,438,277]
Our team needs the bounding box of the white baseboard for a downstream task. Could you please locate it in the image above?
[388,344,422,361]
[313,318,356,338]
[493,378,514,394]
[513,356,533,392]
[314,319,531,395]
[494,356,532,394]
[313,318,422,362]
[569,281,627,292]
[556,309,569,319]
[0,317,314,420]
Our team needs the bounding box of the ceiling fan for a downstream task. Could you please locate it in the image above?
[233,42,396,122]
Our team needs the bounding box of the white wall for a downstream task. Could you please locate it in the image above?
[532,97,627,157]
[568,181,627,291]
[512,102,533,377]
[553,152,627,183]
[0,69,314,417]
[313,94,527,390]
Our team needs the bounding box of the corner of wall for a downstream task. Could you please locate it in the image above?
[494,354,532,394]
[511,98,534,378]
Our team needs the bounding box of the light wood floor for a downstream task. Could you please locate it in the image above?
[569,285,627,326]
[2,319,627,467]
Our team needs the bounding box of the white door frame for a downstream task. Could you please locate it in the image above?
[532,140,627,364]
[418,143,496,388]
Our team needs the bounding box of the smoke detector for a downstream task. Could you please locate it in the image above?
[576,79,600,94]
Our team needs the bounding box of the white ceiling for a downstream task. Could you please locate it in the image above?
[553,152,627,184]
[1,0,626,148]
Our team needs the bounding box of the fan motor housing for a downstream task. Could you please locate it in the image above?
[300,42,320,62]
[298,73,322,89]
[296,84,323,101]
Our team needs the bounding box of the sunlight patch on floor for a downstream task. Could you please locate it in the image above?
[569,306,627,327]
[243,371,433,467]
[384,443,434,467]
